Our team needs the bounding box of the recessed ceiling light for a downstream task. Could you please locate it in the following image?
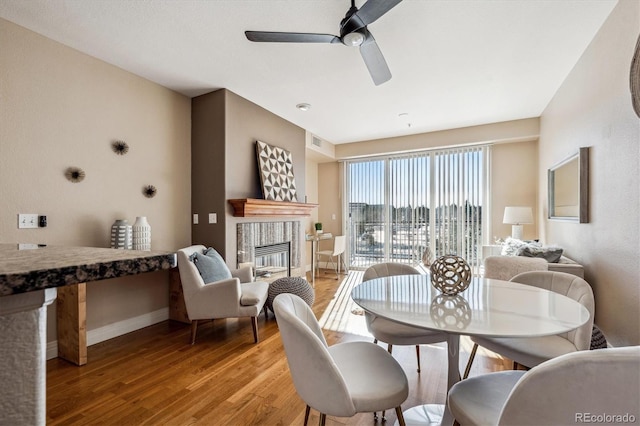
[296,103,311,111]
[398,113,411,128]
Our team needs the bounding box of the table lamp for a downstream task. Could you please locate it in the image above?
[503,206,533,240]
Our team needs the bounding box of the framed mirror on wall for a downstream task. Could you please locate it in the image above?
[548,147,589,223]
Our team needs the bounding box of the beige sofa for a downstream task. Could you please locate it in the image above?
[484,239,585,278]
[547,255,584,278]
[484,254,584,279]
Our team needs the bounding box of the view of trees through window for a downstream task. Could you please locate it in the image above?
[345,146,487,270]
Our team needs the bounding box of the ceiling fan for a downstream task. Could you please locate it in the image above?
[245,0,403,86]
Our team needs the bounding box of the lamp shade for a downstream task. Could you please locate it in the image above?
[503,207,533,225]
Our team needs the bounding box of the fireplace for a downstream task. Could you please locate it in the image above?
[237,221,301,282]
[254,241,291,278]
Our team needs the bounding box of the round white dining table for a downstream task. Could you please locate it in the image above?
[351,274,591,426]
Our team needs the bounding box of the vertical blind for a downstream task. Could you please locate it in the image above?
[345,145,488,269]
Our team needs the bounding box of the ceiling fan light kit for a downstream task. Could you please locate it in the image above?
[343,31,365,46]
[245,0,403,85]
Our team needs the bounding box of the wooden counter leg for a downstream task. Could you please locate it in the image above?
[169,268,190,324]
[56,283,87,366]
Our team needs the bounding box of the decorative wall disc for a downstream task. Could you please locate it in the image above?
[112,140,129,155]
[143,185,157,198]
[65,167,86,183]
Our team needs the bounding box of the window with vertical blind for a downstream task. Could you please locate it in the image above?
[344,146,489,270]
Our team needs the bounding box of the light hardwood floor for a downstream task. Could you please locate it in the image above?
[47,270,511,425]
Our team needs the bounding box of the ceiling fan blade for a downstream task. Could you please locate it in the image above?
[359,32,392,86]
[245,31,340,44]
[356,0,403,27]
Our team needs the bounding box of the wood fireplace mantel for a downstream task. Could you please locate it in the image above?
[228,198,318,217]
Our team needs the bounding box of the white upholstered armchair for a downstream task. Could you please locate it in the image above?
[176,245,269,344]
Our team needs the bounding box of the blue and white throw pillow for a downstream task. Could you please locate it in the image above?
[189,247,232,283]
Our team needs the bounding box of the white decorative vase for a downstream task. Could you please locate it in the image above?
[110,219,132,250]
[132,216,151,251]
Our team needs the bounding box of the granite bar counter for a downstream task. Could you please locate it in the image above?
[0,244,175,296]
[0,243,176,426]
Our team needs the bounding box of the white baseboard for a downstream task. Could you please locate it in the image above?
[46,307,169,360]
[306,261,331,272]
[46,340,58,360]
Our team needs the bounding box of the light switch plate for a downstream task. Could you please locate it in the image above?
[18,214,38,229]
[209,213,217,224]
[193,214,199,224]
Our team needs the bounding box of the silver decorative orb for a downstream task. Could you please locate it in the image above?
[430,255,472,295]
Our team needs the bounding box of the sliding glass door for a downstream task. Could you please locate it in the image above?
[345,146,488,269]
[347,159,386,268]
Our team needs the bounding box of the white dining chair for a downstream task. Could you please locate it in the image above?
[363,262,448,374]
[449,346,640,426]
[273,293,408,426]
[316,235,347,279]
[463,270,594,378]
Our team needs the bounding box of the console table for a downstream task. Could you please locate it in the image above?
[0,244,176,425]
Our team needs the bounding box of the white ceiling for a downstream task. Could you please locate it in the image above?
[0,0,617,144]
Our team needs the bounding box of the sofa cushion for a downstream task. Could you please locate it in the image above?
[189,247,232,283]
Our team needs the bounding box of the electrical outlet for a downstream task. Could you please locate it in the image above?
[209,213,217,224]
[193,214,199,225]
[18,214,38,229]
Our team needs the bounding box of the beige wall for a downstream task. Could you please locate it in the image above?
[317,162,343,254]
[539,0,640,346]
[305,159,319,269]
[336,118,539,159]
[491,141,539,241]
[0,19,192,342]
[191,90,227,253]
[224,90,307,269]
[190,90,307,269]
